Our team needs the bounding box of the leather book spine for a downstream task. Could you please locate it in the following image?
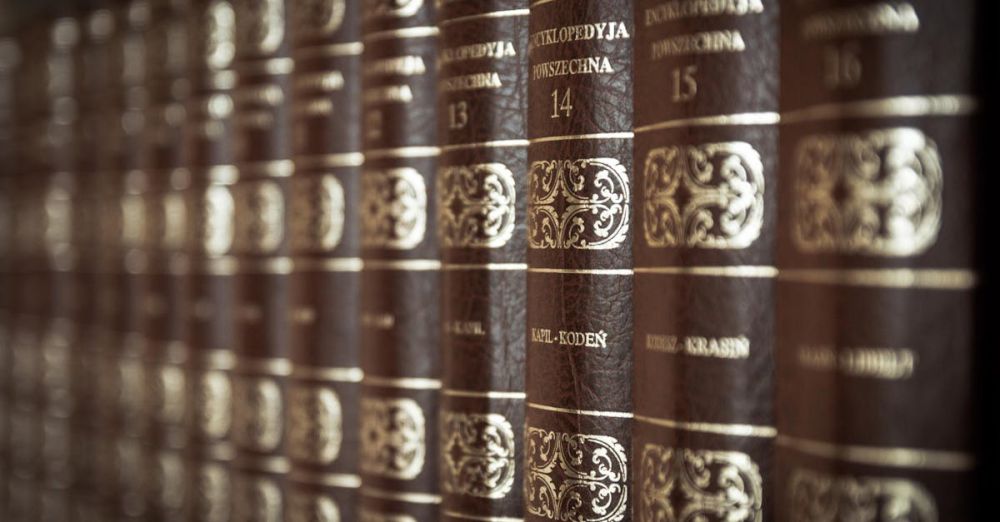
[435,1,528,520]
[632,2,778,520]
[524,1,634,520]
[183,1,238,520]
[140,1,191,520]
[775,1,981,519]
[229,0,293,517]
[285,0,364,519]
[358,0,441,518]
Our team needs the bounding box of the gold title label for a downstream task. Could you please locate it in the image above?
[290,175,345,252]
[233,474,283,522]
[292,0,346,37]
[205,0,236,70]
[233,376,284,452]
[437,163,516,249]
[233,180,285,254]
[787,468,936,521]
[288,489,341,522]
[440,412,516,499]
[235,0,285,54]
[288,385,343,465]
[361,168,427,250]
[201,185,236,256]
[360,397,426,479]
[197,370,234,440]
[196,463,232,522]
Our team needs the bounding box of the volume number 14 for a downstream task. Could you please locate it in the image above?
[551,88,573,118]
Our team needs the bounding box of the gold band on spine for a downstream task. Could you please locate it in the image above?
[362,26,440,43]
[529,131,633,144]
[776,435,975,471]
[204,442,236,461]
[527,267,632,276]
[288,470,362,489]
[294,41,364,58]
[779,268,977,290]
[200,257,238,275]
[361,486,442,505]
[237,257,294,274]
[235,357,292,377]
[365,146,441,159]
[443,510,524,522]
[634,266,778,278]
[443,389,526,400]
[442,263,527,271]
[440,139,529,152]
[529,0,561,7]
[207,165,239,184]
[199,349,237,370]
[293,257,363,272]
[291,366,363,383]
[363,259,442,271]
[295,152,365,169]
[781,94,977,123]
[238,455,291,474]
[527,401,633,419]
[635,112,781,133]
[439,9,530,27]
[235,57,294,76]
[237,159,294,178]
[363,375,442,390]
[634,414,777,438]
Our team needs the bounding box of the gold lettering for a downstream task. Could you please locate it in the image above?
[362,55,427,77]
[646,334,750,360]
[644,0,764,26]
[362,84,414,105]
[444,320,486,337]
[531,56,614,80]
[532,327,608,348]
[294,70,345,92]
[362,313,395,330]
[440,40,517,66]
[650,30,746,59]
[439,72,502,92]
[802,2,919,40]
[798,345,917,380]
[528,21,631,52]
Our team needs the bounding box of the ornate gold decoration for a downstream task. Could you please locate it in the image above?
[201,185,235,256]
[153,451,186,510]
[233,376,284,452]
[206,0,235,70]
[197,369,233,440]
[288,384,343,464]
[154,364,187,426]
[643,142,764,249]
[44,184,73,257]
[234,180,285,254]
[639,445,763,522]
[233,474,283,522]
[196,463,232,522]
[787,467,937,521]
[528,158,630,250]
[359,397,426,479]
[121,193,148,249]
[525,427,628,522]
[440,411,516,499]
[793,127,942,256]
[291,175,345,252]
[292,0,346,36]
[161,192,189,250]
[235,0,285,54]
[361,168,427,249]
[362,0,423,19]
[288,489,341,522]
[437,163,516,248]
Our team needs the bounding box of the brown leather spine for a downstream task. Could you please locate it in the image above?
[285,0,364,519]
[358,0,441,519]
[229,0,293,518]
[436,1,529,520]
[775,1,981,520]
[524,1,634,520]
[632,2,778,520]
[183,1,238,520]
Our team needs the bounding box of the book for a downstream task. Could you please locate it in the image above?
[435,0,529,520]
[0,33,16,519]
[357,0,442,518]
[775,1,981,519]
[284,0,364,519]
[523,1,634,520]
[632,1,779,520]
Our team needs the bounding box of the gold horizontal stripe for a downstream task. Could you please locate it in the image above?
[203,442,235,462]
[295,152,364,169]
[779,268,977,290]
[635,414,777,438]
[443,510,523,522]
[364,375,442,390]
[294,41,364,58]
[196,349,236,371]
[635,112,780,133]
[440,9,530,27]
[293,257,363,272]
[363,259,442,271]
[239,455,291,474]
[365,146,441,159]
[237,159,295,178]
[440,139,529,152]
[528,267,632,276]
[236,57,294,76]
[777,435,975,471]
[443,389,526,400]
[291,366,363,383]
[238,257,294,274]
[442,263,527,271]
[530,0,562,7]
[288,470,361,489]
[527,401,633,419]
[363,26,440,43]
[634,266,778,278]
[207,165,239,184]
[361,486,442,505]
[782,94,978,123]
[235,357,292,377]
[530,131,633,144]
[197,257,238,275]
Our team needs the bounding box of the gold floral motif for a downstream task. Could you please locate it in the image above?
[359,396,426,479]
[638,445,762,522]
[361,168,427,250]
[197,369,233,440]
[233,180,285,254]
[437,163,517,249]
[233,473,283,522]
[235,0,285,54]
[288,384,343,465]
[288,489,341,522]
[362,0,423,19]
[359,510,418,522]
[292,0,346,36]
[233,375,283,452]
[793,127,942,256]
[440,411,516,499]
[153,451,187,510]
[643,142,764,249]
[528,158,630,250]
[153,364,187,426]
[525,427,629,522]
[205,0,235,70]
[197,462,232,522]
[787,467,937,522]
[201,185,235,256]
[291,175,345,252]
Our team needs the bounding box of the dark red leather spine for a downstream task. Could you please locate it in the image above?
[286,0,365,519]
[632,2,779,520]
[775,1,981,519]
[524,1,634,520]
[358,0,441,518]
[436,1,529,520]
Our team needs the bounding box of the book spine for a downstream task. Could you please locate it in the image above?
[229,0,293,517]
[523,1,634,521]
[631,2,778,520]
[0,34,16,519]
[183,1,238,520]
[357,0,441,518]
[435,1,529,520]
[285,0,364,519]
[775,1,981,519]
[140,1,191,520]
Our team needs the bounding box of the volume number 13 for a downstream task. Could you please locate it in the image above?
[551,88,573,118]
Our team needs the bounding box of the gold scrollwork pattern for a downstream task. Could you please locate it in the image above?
[235,0,285,55]
[440,411,516,499]
[525,427,629,522]
[359,510,418,522]
[787,468,938,522]
[643,142,764,249]
[362,0,423,19]
[233,474,283,522]
[288,384,343,465]
[639,445,763,522]
[205,0,235,70]
[154,363,187,426]
[197,462,232,522]
[233,180,285,254]
[528,158,630,250]
[290,175,345,252]
[201,185,235,256]
[197,369,233,440]
[292,0,346,36]
[793,127,943,257]
[288,490,341,522]
[361,168,427,250]
[437,163,517,249]
[232,376,284,452]
[359,397,426,479]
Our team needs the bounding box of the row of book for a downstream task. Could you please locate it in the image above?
[0,0,991,520]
